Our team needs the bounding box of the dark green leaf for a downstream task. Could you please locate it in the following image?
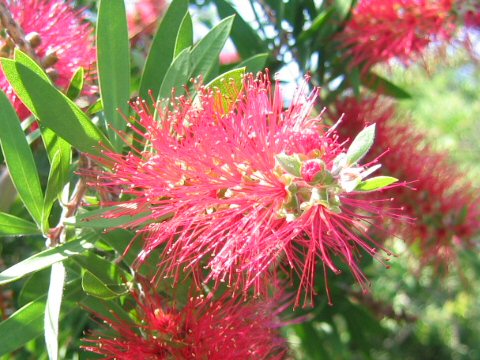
[42,150,63,232]
[361,71,412,99]
[214,0,266,59]
[346,124,375,165]
[298,9,333,42]
[158,48,191,100]
[139,0,189,100]
[0,237,96,285]
[190,16,234,82]
[44,262,65,360]
[0,279,82,357]
[0,212,41,236]
[174,12,193,57]
[97,0,131,150]
[0,90,43,226]
[81,270,128,300]
[238,53,268,73]
[65,67,84,100]
[1,56,112,156]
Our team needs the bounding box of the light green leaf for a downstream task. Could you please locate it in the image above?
[0,212,41,236]
[14,49,51,82]
[0,90,43,226]
[139,0,189,100]
[0,237,96,285]
[355,176,398,192]
[174,12,193,57]
[65,67,84,100]
[97,0,131,150]
[298,9,334,42]
[190,16,234,82]
[346,124,376,165]
[1,57,112,156]
[44,262,65,360]
[42,150,63,232]
[276,153,302,177]
[205,67,245,112]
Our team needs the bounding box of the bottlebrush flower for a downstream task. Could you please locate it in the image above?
[126,0,166,41]
[83,284,289,359]
[334,96,480,268]
[339,0,456,71]
[88,72,404,307]
[0,0,96,119]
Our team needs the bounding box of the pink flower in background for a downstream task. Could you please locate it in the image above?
[334,97,480,268]
[83,284,288,359]
[126,0,167,41]
[339,0,455,70]
[0,0,96,119]
[89,73,404,306]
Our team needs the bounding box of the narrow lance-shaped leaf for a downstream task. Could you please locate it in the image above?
[1,57,112,156]
[0,212,41,236]
[189,16,235,82]
[0,90,43,226]
[139,0,189,100]
[174,12,193,57]
[0,237,96,285]
[238,53,268,73]
[346,124,376,165]
[361,71,412,99]
[44,262,66,360]
[65,67,84,100]
[42,150,63,232]
[355,176,398,192]
[97,0,131,150]
[158,48,191,100]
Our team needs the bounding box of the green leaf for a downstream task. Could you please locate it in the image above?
[275,153,302,177]
[361,71,412,99]
[0,280,83,357]
[65,206,151,229]
[87,99,104,115]
[139,0,189,100]
[0,212,41,236]
[190,16,235,82]
[346,124,376,165]
[44,262,65,360]
[0,90,43,226]
[158,48,191,100]
[81,270,128,300]
[204,67,245,112]
[238,53,268,73]
[65,67,84,100]
[14,49,50,82]
[41,127,71,191]
[355,176,398,192]
[0,237,96,285]
[298,8,333,42]
[214,0,266,59]
[97,0,131,150]
[1,57,112,156]
[174,12,193,57]
[42,150,63,232]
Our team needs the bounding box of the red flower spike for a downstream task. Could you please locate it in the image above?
[0,0,96,119]
[339,0,456,71]
[87,73,405,307]
[334,96,480,269]
[82,286,289,360]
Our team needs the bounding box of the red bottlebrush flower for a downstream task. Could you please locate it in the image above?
[88,73,404,307]
[334,97,480,268]
[83,285,289,359]
[0,0,96,119]
[339,0,456,71]
[126,0,167,41]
